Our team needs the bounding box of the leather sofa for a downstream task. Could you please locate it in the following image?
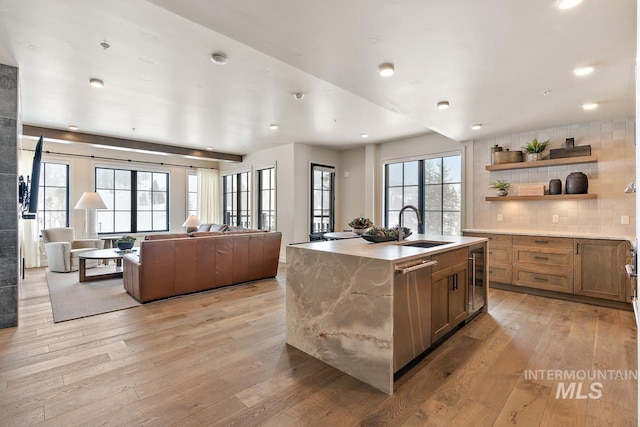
[122,231,281,303]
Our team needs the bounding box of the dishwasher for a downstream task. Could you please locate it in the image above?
[468,243,486,319]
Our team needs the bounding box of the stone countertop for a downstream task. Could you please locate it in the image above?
[287,234,486,262]
[462,228,635,246]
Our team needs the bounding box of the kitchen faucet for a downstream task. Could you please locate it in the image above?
[398,205,422,241]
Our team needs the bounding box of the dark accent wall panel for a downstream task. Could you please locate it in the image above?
[0,63,18,329]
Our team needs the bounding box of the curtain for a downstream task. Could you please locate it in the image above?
[197,168,221,223]
[19,149,42,268]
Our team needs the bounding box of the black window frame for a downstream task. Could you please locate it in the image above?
[223,171,251,228]
[257,167,276,231]
[95,167,170,234]
[310,163,335,233]
[38,162,70,231]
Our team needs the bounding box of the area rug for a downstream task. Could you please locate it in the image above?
[45,268,141,322]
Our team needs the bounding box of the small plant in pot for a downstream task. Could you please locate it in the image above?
[348,217,373,235]
[116,235,136,251]
[489,180,511,197]
[522,138,549,161]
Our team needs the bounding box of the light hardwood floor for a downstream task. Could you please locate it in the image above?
[0,266,636,426]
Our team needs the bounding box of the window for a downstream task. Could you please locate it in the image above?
[38,162,69,231]
[95,167,169,233]
[187,173,198,218]
[385,154,461,235]
[257,167,275,231]
[310,164,335,233]
[223,172,251,227]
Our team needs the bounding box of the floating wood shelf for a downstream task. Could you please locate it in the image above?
[485,194,597,202]
[485,155,598,171]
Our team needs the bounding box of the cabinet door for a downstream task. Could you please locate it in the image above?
[431,274,451,342]
[575,239,626,301]
[393,264,432,372]
[449,262,468,326]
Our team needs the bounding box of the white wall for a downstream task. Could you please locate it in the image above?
[470,117,636,237]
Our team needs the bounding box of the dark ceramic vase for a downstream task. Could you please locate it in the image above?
[549,179,562,195]
[565,172,588,194]
[117,241,134,250]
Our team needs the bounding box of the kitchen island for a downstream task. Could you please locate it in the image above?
[286,234,488,394]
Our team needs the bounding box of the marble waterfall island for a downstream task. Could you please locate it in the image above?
[286,235,488,394]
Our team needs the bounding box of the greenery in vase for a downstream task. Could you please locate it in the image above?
[522,138,549,154]
[364,226,397,237]
[488,180,511,191]
[348,217,373,229]
[116,235,136,244]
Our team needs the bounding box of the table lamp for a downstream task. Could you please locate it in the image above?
[182,215,201,233]
[74,192,107,238]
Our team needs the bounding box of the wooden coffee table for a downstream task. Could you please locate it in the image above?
[78,248,136,282]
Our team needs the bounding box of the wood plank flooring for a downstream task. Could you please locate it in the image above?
[0,266,636,426]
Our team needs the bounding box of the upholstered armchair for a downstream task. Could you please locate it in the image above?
[41,228,104,273]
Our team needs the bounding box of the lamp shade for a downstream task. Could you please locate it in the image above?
[182,215,201,228]
[74,192,107,210]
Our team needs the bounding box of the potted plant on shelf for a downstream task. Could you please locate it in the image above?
[348,217,373,235]
[115,235,136,251]
[489,180,511,197]
[522,138,549,162]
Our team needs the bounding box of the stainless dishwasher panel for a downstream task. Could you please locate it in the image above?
[468,243,486,318]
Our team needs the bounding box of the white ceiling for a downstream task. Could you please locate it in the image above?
[0,0,635,158]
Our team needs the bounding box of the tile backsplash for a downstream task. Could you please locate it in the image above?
[471,117,636,237]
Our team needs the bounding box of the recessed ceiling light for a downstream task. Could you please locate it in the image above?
[210,53,228,65]
[542,90,552,97]
[471,124,483,130]
[293,92,305,100]
[89,78,104,88]
[206,147,213,151]
[378,63,395,77]
[270,124,279,130]
[437,101,450,110]
[557,0,583,9]
[573,66,594,76]
[360,133,369,138]
[68,125,79,131]
[583,102,598,110]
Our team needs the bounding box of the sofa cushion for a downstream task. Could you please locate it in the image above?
[209,224,228,232]
[145,233,190,240]
[197,224,212,232]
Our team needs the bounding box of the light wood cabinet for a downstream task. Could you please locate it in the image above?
[431,248,468,342]
[464,232,512,284]
[574,239,627,302]
[512,236,574,293]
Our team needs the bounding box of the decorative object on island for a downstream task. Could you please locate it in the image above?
[493,149,523,164]
[490,144,503,165]
[549,179,562,195]
[489,180,511,197]
[522,138,549,162]
[362,226,411,242]
[565,172,589,194]
[115,235,136,251]
[74,191,107,238]
[181,214,201,233]
[348,217,373,235]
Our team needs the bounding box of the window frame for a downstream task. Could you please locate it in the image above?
[310,163,336,233]
[222,171,251,228]
[38,161,70,231]
[95,166,170,234]
[187,172,198,218]
[383,152,462,236]
[257,167,276,231]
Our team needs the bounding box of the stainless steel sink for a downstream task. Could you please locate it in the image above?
[399,241,448,249]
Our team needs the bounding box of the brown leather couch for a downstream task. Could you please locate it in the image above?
[123,231,281,303]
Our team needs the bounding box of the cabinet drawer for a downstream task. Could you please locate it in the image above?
[513,235,573,250]
[488,265,511,284]
[514,248,573,268]
[488,246,511,264]
[465,232,512,246]
[513,268,573,293]
[432,248,468,272]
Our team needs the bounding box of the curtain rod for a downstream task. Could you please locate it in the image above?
[21,148,219,170]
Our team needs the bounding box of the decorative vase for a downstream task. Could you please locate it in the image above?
[526,152,543,162]
[549,179,562,195]
[497,189,508,197]
[117,241,134,250]
[565,172,588,194]
[352,228,367,235]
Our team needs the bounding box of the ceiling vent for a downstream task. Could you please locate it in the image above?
[210,53,228,65]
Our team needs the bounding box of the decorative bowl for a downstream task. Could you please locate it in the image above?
[117,241,134,250]
[361,235,397,243]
